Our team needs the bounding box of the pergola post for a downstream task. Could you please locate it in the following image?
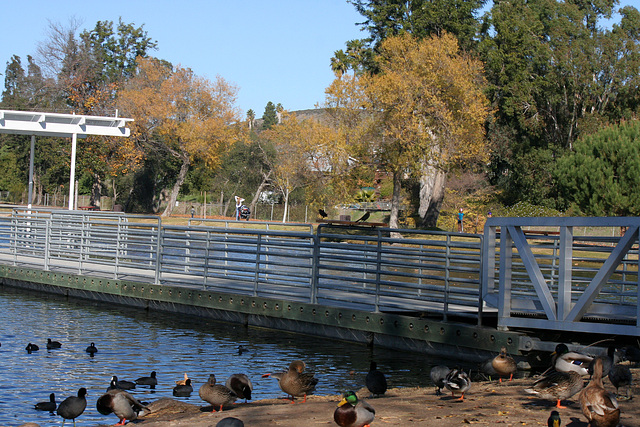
[68,133,77,210]
[28,135,35,209]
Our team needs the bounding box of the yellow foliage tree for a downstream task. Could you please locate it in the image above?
[363,32,490,228]
[117,57,243,216]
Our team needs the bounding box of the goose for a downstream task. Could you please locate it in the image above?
[492,347,517,382]
[430,365,450,395]
[85,342,98,355]
[135,371,158,388]
[57,387,87,427]
[46,338,62,350]
[34,393,56,412]
[524,370,584,408]
[365,361,387,397]
[173,378,193,397]
[579,358,620,427]
[443,368,471,401]
[199,374,237,412]
[552,343,593,376]
[333,390,375,427]
[263,360,318,403]
[97,389,149,425]
[225,373,252,402]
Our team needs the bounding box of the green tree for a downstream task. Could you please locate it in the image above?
[262,101,279,130]
[556,120,640,216]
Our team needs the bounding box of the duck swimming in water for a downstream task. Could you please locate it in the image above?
[34,393,56,412]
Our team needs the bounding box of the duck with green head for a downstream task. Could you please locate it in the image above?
[334,391,375,427]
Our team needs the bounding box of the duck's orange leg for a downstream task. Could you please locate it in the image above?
[556,399,567,409]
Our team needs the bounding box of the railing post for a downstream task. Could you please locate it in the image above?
[311,232,319,304]
[443,234,451,321]
[253,234,262,296]
[44,216,50,271]
[374,229,382,313]
[154,221,162,285]
[497,225,513,331]
[557,226,574,321]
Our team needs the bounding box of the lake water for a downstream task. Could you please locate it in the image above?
[0,286,463,426]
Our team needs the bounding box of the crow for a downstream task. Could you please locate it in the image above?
[356,212,370,222]
[318,209,328,219]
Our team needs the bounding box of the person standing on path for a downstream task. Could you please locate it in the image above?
[235,196,245,221]
[457,208,464,232]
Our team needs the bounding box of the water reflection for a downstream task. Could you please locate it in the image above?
[0,286,460,426]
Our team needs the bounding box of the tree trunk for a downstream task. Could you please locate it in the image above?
[249,170,272,215]
[389,170,402,229]
[418,161,447,228]
[90,173,102,207]
[161,153,190,217]
[281,187,290,223]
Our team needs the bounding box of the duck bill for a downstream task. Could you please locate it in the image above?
[337,398,348,407]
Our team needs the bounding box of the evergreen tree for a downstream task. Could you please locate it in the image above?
[262,101,278,130]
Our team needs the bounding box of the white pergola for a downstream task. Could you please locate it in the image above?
[0,109,133,210]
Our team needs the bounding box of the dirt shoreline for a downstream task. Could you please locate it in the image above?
[57,367,637,427]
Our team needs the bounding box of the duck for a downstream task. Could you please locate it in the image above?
[547,410,561,427]
[199,374,238,412]
[492,347,517,382]
[216,417,245,427]
[135,371,158,388]
[175,372,190,386]
[46,338,62,350]
[552,343,593,376]
[237,345,248,355]
[430,365,450,396]
[333,390,375,427]
[225,373,253,402]
[107,375,136,391]
[173,378,193,397]
[524,370,584,408]
[365,361,387,397]
[608,362,633,400]
[588,346,615,378]
[479,357,497,381]
[85,342,98,355]
[34,393,56,412]
[97,389,149,425]
[579,358,620,427]
[57,387,87,427]
[263,360,318,403]
[26,343,39,353]
[621,345,640,365]
[443,368,471,401]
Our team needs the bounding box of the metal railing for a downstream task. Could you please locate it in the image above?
[0,209,483,321]
[483,217,640,336]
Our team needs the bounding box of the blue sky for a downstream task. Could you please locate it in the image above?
[0,0,364,116]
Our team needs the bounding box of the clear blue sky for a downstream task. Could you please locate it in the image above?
[0,0,364,116]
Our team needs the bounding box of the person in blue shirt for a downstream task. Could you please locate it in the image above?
[457,208,464,232]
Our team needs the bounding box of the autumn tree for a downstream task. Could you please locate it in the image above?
[117,57,243,216]
[362,33,490,228]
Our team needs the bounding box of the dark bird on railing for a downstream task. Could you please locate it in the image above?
[318,209,328,219]
[355,211,370,223]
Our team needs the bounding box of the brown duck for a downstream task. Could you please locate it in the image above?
[263,360,318,403]
[492,347,517,382]
[579,358,620,427]
[199,374,238,412]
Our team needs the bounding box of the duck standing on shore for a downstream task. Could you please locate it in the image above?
[552,343,593,376]
[334,390,375,427]
[443,368,471,401]
[97,389,149,425]
[430,365,450,396]
[524,370,584,408]
[263,360,318,403]
[579,358,620,427]
[199,374,238,412]
[57,387,87,427]
[365,361,387,397]
[225,373,253,402]
[492,347,517,382]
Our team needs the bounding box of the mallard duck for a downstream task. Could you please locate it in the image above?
[365,361,387,397]
[443,368,471,401]
[430,365,450,395]
[263,360,318,403]
[26,343,39,353]
[199,373,238,412]
[524,370,584,408]
[46,338,62,350]
[107,375,136,391]
[333,390,375,427]
[85,342,98,355]
[97,389,149,425]
[552,343,593,376]
[225,373,253,402]
[135,371,158,388]
[34,393,56,412]
[175,372,189,386]
[173,378,193,396]
[216,417,245,427]
[492,347,517,382]
[57,387,87,427]
[547,410,561,427]
[579,358,620,427]
[608,362,633,400]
